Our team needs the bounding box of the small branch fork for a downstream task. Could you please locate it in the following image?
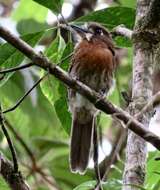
[0,153,30,190]
[0,25,160,151]
[112,25,133,39]
[5,120,58,189]
[0,105,30,190]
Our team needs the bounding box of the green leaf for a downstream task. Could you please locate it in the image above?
[119,0,136,8]
[17,19,50,35]
[74,181,96,190]
[12,0,48,22]
[40,32,66,102]
[152,179,160,190]
[74,179,122,190]
[54,97,71,134]
[40,74,60,103]
[50,155,93,190]
[33,0,63,14]
[146,151,160,189]
[113,35,132,47]
[60,41,74,71]
[40,33,72,134]
[76,7,135,29]
[45,31,66,63]
[33,137,68,149]
[0,176,10,190]
[0,31,44,87]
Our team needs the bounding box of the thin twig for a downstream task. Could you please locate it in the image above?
[102,130,126,180]
[0,63,33,74]
[0,105,18,173]
[112,25,133,39]
[3,73,48,114]
[97,128,126,190]
[135,90,160,118]
[93,124,103,190]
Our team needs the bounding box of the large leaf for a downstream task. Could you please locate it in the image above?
[17,19,50,35]
[76,7,135,29]
[0,31,44,86]
[152,179,160,190]
[12,0,48,22]
[40,32,66,103]
[33,0,63,14]
[54,41,73,134]
[146,151,160,189]
[54,95,71,134]
[40,35,74,134]
[0,176,10,190]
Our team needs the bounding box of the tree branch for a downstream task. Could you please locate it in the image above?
[5,120,59,189]
[99,128,127,180]
[0,25,160,151]
[142,0,160,29]
[112,25,133,39]
[0,153,30,190]
[123,0,155,189]
[0,105,18,173]
[0,105,30,190]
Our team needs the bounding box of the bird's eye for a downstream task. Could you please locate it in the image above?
[95,28,103,35]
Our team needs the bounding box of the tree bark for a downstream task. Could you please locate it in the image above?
[123,0,157,189]
[0,153,30,190]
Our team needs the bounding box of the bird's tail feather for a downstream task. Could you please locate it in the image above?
[70,109,94,174]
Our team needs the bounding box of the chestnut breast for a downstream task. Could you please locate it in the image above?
[72,39,114,75]
[70,39,114,93]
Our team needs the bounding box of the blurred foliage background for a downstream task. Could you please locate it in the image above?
[0,0,160,190]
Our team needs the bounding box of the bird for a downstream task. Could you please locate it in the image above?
[68,22,116,174]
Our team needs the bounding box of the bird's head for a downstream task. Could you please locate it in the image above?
[71,22,112,42]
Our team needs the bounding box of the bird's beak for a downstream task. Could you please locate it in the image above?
[70,25,93,40]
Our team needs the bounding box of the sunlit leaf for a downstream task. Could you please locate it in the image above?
[0,176,10,190]
[12,0,48,22]
[152,179,160,190]
[33,0,63,14]
[74,181,96,190]
[118,0,136,8]
[40,34,74,134]
[76,7,135,29]
[146,151,160,189]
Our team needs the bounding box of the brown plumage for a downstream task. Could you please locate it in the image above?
[68,22,116,174]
